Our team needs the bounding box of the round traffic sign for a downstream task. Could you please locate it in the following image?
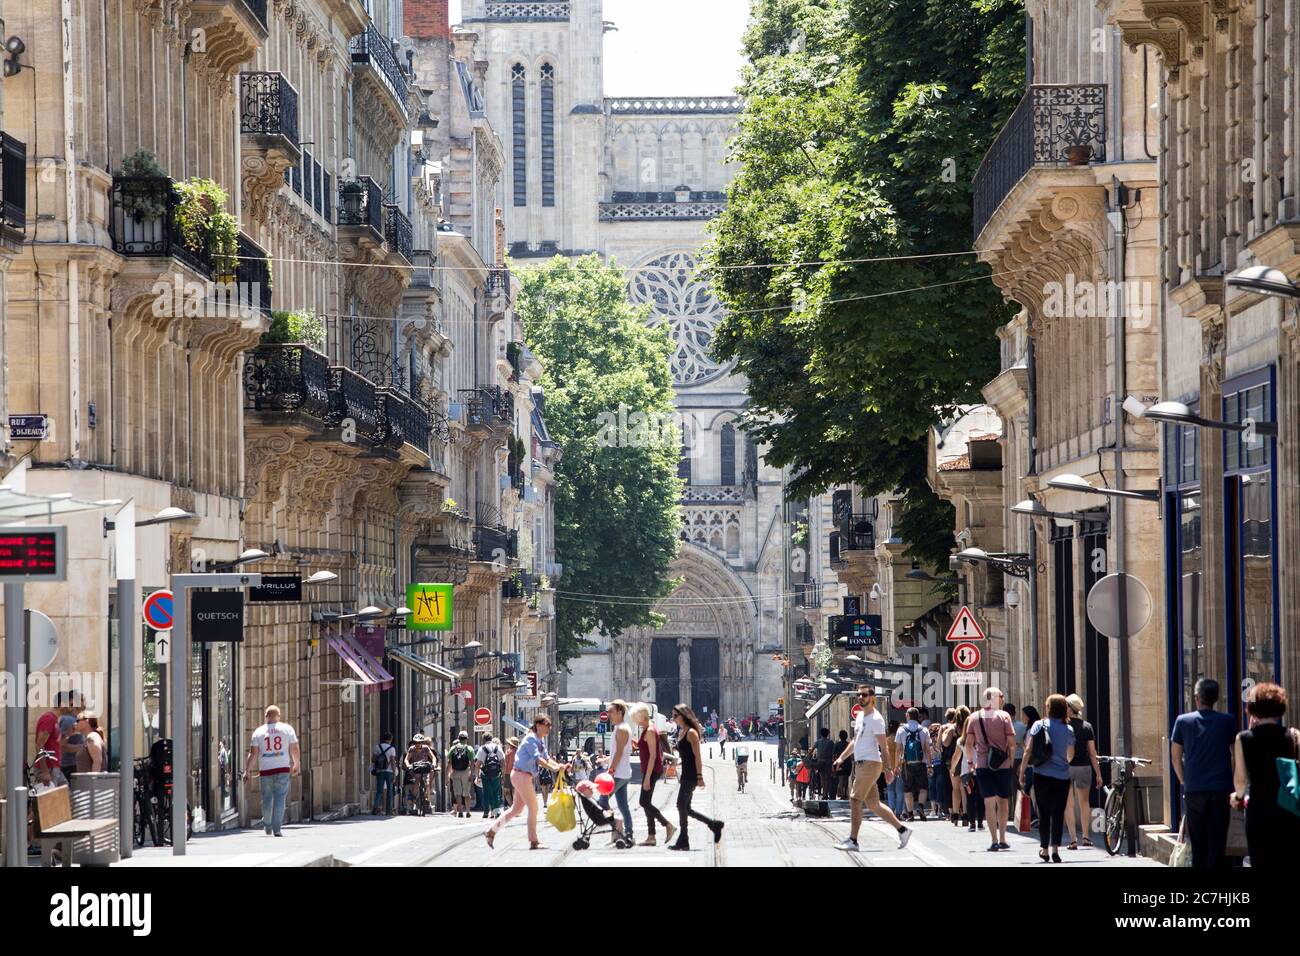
[1086,572,1152,638]
[851,704,863,721]
[952,642,981,671]
[473,706,492,726]
[26,609,60,672]
[143,589,174,630]
[599,710,610,723]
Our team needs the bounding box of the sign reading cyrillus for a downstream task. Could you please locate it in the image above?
[249,574,302,603]
[191,590,245,642]
[407,582,454,631]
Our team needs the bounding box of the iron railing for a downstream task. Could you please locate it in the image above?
[795,581,821,609]
[327,365,383,442]
[840,514,876,552]
[243,344,332,420]
[350,24,408,108]
[239,71,299,146]
[972,84,1107,240]
[460,385,514,430]
[1,133,26,234]
[379,388,431,455]
[337,175,384,242]
[474,525,518,563]
[384,203,413,263]
[109,175,213,278]
[236,232,273,315]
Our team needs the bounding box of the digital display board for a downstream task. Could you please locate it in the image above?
[0,526,67,582]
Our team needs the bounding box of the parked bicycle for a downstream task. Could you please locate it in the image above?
[1098,755,1152,855]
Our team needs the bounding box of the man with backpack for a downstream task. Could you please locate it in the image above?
[447,731,476,818]
[475,735,505,819]
[371,732,398,815]
[894,707,932,821]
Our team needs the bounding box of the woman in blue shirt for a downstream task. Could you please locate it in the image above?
[1018,694,1075,862]
[486,714,567,850]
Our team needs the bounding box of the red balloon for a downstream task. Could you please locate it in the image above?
[595,772,616,796]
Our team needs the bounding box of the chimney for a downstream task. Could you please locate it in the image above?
[405,0,450,41]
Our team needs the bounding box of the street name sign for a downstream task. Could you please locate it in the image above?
[8,414,49,441]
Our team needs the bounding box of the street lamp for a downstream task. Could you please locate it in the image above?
[1047,473,1159,502]
[1124,396,1278,437]
[953,546,1033,578]
[1011,497,1106,523]
[1226,264,1300,300]
[207,547,270,571]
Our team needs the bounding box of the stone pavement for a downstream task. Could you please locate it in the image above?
[110,742,1164,867]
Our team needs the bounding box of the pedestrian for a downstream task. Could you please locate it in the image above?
[719,722,728,758]
[895,707,931,822]
[446,731,476,818]
[475,734,506,819]
[241,705,300,837]
[33,690,80,786]
[401,734,437,814]
[486,713,567,849]
[1020,704,1042,826]
[1171,678,1238,868]
[503,736,519,806]
[598,700,635,845]
[813,726,837,800]
[58,690,86,783]
[73,712,105,773]
[1020,694,1075,862]
[956,714,985,832]
[934,708,958,820]
[734,740,750,792]
[964,687,1016,851]
[1063,694,1103,849]
[835,730,852,799]
[943,708,966,827]
[786,746,803,802]
[631,703,676,846]
[1231,682,1300,867]
[370,731,398,815]
[668,704,724,850]
[832,684,911,852]
[882,720,904,816]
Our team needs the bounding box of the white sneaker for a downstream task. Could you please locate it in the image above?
[898,827,912,849]
[836,838,860,852]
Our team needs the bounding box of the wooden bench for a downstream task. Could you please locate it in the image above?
[34,786,118,867]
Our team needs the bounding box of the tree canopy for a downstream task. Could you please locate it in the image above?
[706,0,1024,565]
[517,255,683,666]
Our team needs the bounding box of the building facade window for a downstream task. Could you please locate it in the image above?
[511,64,526,207]
[1163,414,1207,728]
[720,423,736,485]
[1050,524,1075,694]
[540,63,555,207]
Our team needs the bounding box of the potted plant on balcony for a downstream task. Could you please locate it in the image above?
[117,149,169,221]
[263,309,326,350]
[174,178,240,280]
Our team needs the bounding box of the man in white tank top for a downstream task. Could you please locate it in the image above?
[598,700,635,846]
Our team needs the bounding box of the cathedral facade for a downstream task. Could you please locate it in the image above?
[460,0,786,718]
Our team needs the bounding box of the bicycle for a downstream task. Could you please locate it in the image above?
[1098,755,1152,855]
[133,757,158,848]
[405,761,434,816]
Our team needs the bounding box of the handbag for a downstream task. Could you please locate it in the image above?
[1029,721,1054,767]
[1169,816,1192,868]
[976,713,1009,770]
[545,770,576,832]
[1277,728,1300,819]
[1225,806,1249,856]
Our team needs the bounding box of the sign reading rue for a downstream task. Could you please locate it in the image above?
[191,590,245,642]
[249,574,302,603]
[8,414,49,441]
[407,582,454,631]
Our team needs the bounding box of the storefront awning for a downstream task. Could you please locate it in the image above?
[327,634,394,692]
[803,693,834,722]
[502,715,530,733]
[387,645,458,682]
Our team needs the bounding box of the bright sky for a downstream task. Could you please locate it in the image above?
[447,0,751,96]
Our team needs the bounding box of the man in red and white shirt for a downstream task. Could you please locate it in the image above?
[242,705,300,837]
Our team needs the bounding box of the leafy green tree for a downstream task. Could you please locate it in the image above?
[516,256,683,666]
[707,0,1024,566]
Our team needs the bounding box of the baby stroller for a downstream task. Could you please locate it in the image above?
[571,789,630,850]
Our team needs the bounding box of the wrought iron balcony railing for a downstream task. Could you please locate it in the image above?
[795,580,821,609]
[474,525,519,564]
[384,203,413,263]
[327,365,383,442]
[239,71,300,148]
[840,514,876,552]
[337,175,384,243]
[972,84,1107,241]
[379,388,431,455]
[236,232,273,315]
[1,132,26,235]
[109,175,213,278]
[350,24,408,109]
[243,344,333,421]
[460,385,514,430]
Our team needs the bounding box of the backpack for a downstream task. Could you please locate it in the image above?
[371,743,393,775]
[450,743,471,771]
[481,745,503,779]
[903,727,926,763]
[1029,721,1054,767]
[802,748,819,770]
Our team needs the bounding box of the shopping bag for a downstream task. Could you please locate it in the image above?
[1277,745,1300,818]
[1017,791,1033,832]
[1169,816,1192,868]
[1226,806,1249,857]
[545,771,576,832]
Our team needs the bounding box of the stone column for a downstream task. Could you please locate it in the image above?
[677,637,692,708]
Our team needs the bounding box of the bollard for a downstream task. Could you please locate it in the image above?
[708,747,713,760]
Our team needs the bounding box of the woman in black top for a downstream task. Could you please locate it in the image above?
[669,704,724,851]
[1232,682,1300,867]
[1064,694,1103,849]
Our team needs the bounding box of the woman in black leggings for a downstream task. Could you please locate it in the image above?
[631,703,675,846]
[669,704,725,850]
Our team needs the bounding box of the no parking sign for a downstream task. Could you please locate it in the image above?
[143,590,174,630]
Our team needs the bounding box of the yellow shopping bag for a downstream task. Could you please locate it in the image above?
[546,770,576,832]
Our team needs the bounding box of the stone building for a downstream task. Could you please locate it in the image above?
[454,0,786,718]
[969,0,1167,805]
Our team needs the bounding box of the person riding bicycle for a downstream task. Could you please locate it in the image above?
[402,735,437,814]
[734,742,750,792]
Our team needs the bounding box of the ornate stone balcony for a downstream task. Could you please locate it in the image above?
[188,0,268,77]
[350,24,409,126]
[460,385,514,434]
[236,233,273,316]
[337,176,385,250]
[681,485,743,505]
[486,266,511,319]
[109,175,213,280]
[478,1,571,21]
[243,343,334,424]
[384,203,413,264]
[239,71,300,221]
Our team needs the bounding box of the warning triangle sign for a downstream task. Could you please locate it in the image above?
[945,606,985,642]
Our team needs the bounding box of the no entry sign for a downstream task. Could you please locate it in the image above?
[952,641,982,671]
[851,704,863,721]
[474,707,492,726]
[599,710,609,723]
[143,589,174,630]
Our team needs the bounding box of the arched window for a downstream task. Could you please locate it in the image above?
[720,423,736,485]
[511,64,527,207]
[540,63,555,207]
